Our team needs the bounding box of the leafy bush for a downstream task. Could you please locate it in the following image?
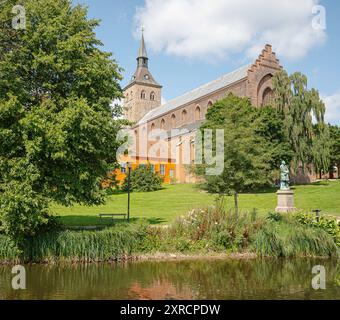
[122,165,163,192]
[267,211,283,222]
[294,212,340,247]
[211,230,233,250]
[0,182,50,245]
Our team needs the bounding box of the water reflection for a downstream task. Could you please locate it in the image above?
[0,258,339,300]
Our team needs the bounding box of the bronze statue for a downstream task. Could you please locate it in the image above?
[280,161,290,190]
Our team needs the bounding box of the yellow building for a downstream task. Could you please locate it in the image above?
[115,156,176,185]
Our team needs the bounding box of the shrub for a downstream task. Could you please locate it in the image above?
[167,198,265,251]
[267,211,283,222]
[122,165,163,192]
[0,182,50,246]
[294,212,340,247]
[211,230,233,250]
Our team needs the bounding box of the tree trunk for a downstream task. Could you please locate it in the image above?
[234,192,238,216]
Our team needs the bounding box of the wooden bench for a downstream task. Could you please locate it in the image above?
[99,213,127,223]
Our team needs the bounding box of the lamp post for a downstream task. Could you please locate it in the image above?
[313,209,321,222]
[127,162,132,222]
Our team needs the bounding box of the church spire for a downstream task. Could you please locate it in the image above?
[137,28,148,68]
[124,28,161,91]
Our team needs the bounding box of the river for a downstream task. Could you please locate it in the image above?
[0,258,339,300]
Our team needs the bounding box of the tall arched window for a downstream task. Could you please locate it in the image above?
[126,93,129,101]
[207,101,213,108]
[151,123,155,131]
[262,87,274,106]
[134,130,138,155]
[160,118,166,130]
[141,90,146,99]
[150,92,155,101]
[181,109,187,124]
[195,106,201,121]
[171,114,176,127]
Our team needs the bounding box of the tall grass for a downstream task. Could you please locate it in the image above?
[0,235,20,263]
[251,220,339,258]
[0,223,148,264]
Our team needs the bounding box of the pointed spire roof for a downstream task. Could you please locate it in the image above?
[138,32,148,59]
[123,30,162,90]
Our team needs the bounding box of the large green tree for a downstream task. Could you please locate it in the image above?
[272,71,330,174]
[329,125,340,178]
[0,0,123,243]
[196,94,275,213]
[253,105,293,171]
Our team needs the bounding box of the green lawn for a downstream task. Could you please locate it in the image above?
[53,180,340,226]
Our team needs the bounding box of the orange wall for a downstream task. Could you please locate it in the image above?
[115,159,176,184]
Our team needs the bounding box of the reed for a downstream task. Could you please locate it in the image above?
[251,220,339,258]
[0,222,148,263]
[0,235,20,262]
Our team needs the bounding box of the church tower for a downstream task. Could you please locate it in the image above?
[123,32,162,123]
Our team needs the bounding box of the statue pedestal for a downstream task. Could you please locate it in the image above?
[275,189,296,213]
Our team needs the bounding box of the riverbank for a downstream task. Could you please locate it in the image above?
[0,251,259,265]
[1,205,339,264]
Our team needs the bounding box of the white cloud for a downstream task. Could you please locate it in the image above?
[323,91,340,125]
[134,0,326,61]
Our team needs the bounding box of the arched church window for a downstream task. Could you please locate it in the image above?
[126,93,129,101]
[207,101,213,108]
[195,106,201,121]
[181,109,187,124]
[150,92,155,101]
[151,123,155,131]
[160,119,166,130]
[262,87,274,106]
[171,114,176,127]
[141,90,146,99]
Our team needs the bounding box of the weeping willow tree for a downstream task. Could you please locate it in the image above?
[272,71,330,175]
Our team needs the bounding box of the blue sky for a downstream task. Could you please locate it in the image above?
[74,0,340,124]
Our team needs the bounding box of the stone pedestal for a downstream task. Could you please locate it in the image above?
[275,189,296,213]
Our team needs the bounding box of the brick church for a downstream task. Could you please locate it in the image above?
[117,33,299,184]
